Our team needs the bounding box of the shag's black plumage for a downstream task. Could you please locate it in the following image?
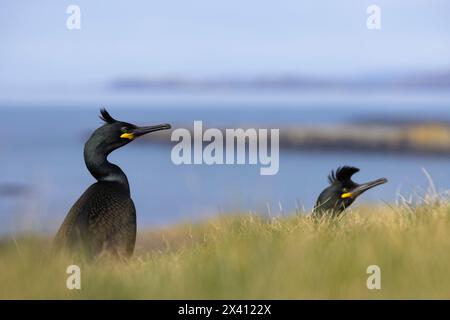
[99,108,117,124]
[313,166,387,218]
[328,166,360,185]
[53,108,171,258]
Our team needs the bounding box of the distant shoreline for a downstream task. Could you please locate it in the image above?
[139,122,450,156]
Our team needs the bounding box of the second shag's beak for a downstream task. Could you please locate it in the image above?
[341,178,388,199]
[121,124,171,140]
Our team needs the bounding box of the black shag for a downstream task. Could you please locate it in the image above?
[313,166,387,218]
[53,108,171,258]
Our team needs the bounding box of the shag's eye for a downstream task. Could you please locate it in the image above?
[121,127,129,133]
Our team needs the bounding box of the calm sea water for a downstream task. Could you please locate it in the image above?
[1,101,450,235]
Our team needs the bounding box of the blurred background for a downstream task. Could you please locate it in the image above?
[1,0,450,235]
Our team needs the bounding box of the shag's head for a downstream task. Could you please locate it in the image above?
[86,108,171,155]
[314,166,387,217]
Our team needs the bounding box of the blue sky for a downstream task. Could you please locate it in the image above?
[1,0,449,89]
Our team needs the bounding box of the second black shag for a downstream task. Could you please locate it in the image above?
[53,109,171,258]
[313,166,387,218]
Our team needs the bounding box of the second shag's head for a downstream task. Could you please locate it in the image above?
[314,166,387,217]
[86,108,171,155]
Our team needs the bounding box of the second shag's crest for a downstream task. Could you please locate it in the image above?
[328,166,360,184]
[99,108,117,124]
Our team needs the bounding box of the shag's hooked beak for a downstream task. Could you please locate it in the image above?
[120,124,171,140]
[133,124,171,137]
[121,124,171,140]
[341,178,388,199]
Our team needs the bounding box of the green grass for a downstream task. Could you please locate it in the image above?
[2,203,450,299]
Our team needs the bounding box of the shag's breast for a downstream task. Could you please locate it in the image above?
[53,181,136,257]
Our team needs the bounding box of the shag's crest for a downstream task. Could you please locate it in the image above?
[328,166,360,184]
[99,108,117,124]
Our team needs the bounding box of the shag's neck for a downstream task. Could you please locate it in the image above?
[84,140,130,192]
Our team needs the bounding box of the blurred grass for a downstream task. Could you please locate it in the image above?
[2,203,450,299]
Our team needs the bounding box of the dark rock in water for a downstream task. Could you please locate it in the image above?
[0,184,31,197]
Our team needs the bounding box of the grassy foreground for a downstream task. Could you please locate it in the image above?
[2,203,450,299]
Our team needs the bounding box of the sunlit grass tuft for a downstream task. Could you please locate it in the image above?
[2,202,450,299]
